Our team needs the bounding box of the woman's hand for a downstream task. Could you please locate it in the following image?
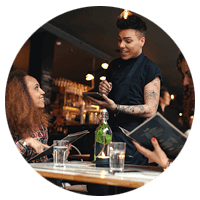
[132,138,168,168]
[24,137,50,154]
[99,80,112,96]
[87,94,116,111]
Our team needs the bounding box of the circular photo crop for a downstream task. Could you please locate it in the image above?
[4,5,195,197]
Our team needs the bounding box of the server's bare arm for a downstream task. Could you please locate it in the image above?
[117,77,160,118]
[87,77,160,118]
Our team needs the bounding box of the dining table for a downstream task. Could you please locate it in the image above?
[31,161,163,190]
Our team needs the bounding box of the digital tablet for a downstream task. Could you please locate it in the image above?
[83,92,105,101]
[28,130,89,163]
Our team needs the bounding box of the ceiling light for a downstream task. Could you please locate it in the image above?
[101,63,109,69]
[170,94,175,100]
[120,9,132,19]
[100,76,106,81]
[86,73,94,81]
[56,41,61,45]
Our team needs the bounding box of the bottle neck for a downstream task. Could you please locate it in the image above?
[102,118,107,124]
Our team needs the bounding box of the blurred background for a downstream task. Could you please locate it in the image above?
[10,6,188,153]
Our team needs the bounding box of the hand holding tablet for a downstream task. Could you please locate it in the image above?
[83,92,105,101]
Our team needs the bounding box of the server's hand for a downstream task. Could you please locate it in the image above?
[87,94,116,111]
[99,80,112,96]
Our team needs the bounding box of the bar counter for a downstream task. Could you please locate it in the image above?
[31,161,163,189]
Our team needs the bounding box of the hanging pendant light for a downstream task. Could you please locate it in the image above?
[86,73,94,81]
[101,62,109,69]
[100,76,106,81]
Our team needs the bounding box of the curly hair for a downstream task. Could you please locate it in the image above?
[176,53,185,83]
[176,53,195,131]
[5,70,50,138]
[116,13,147,37]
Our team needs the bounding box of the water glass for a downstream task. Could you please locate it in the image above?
[53,140,69,167]
[109,142,126,172]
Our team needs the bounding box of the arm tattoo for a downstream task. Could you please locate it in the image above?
[144,90,158,100]
[153,103,158,111]
[137,105,145,111]
[118,105,146,115]
[152,77,160,90]
[117,78,160,117]
[119,106,134,114]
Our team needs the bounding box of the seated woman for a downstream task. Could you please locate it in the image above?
[5,70,50,162]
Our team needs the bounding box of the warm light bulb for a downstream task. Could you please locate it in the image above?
[123,9,129,19]
[120,9,132,19]
[171,94,175,100]
[101,63,109,69]
[100,76,106,81]
[56,41,61,45]
[86,74,94,81]
[179,113,183,117]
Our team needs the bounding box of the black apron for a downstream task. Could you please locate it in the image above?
[108,53,149,165]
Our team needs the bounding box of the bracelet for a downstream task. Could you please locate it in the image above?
[23,141,27,148]
[114,104,120,116]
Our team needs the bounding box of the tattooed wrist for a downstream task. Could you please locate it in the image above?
[117,103,157,118]
[114,104,120,116]
[118,105,129,113]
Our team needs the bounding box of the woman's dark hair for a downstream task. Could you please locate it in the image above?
[160,87,169,98]
[116,13,147,37]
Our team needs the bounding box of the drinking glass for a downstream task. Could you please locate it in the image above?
[53,140,69,167]
[109,142,126,172]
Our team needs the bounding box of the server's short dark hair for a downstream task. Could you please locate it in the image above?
[116,14,147,37]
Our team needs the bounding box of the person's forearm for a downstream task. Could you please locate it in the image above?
[117,103,157,118]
